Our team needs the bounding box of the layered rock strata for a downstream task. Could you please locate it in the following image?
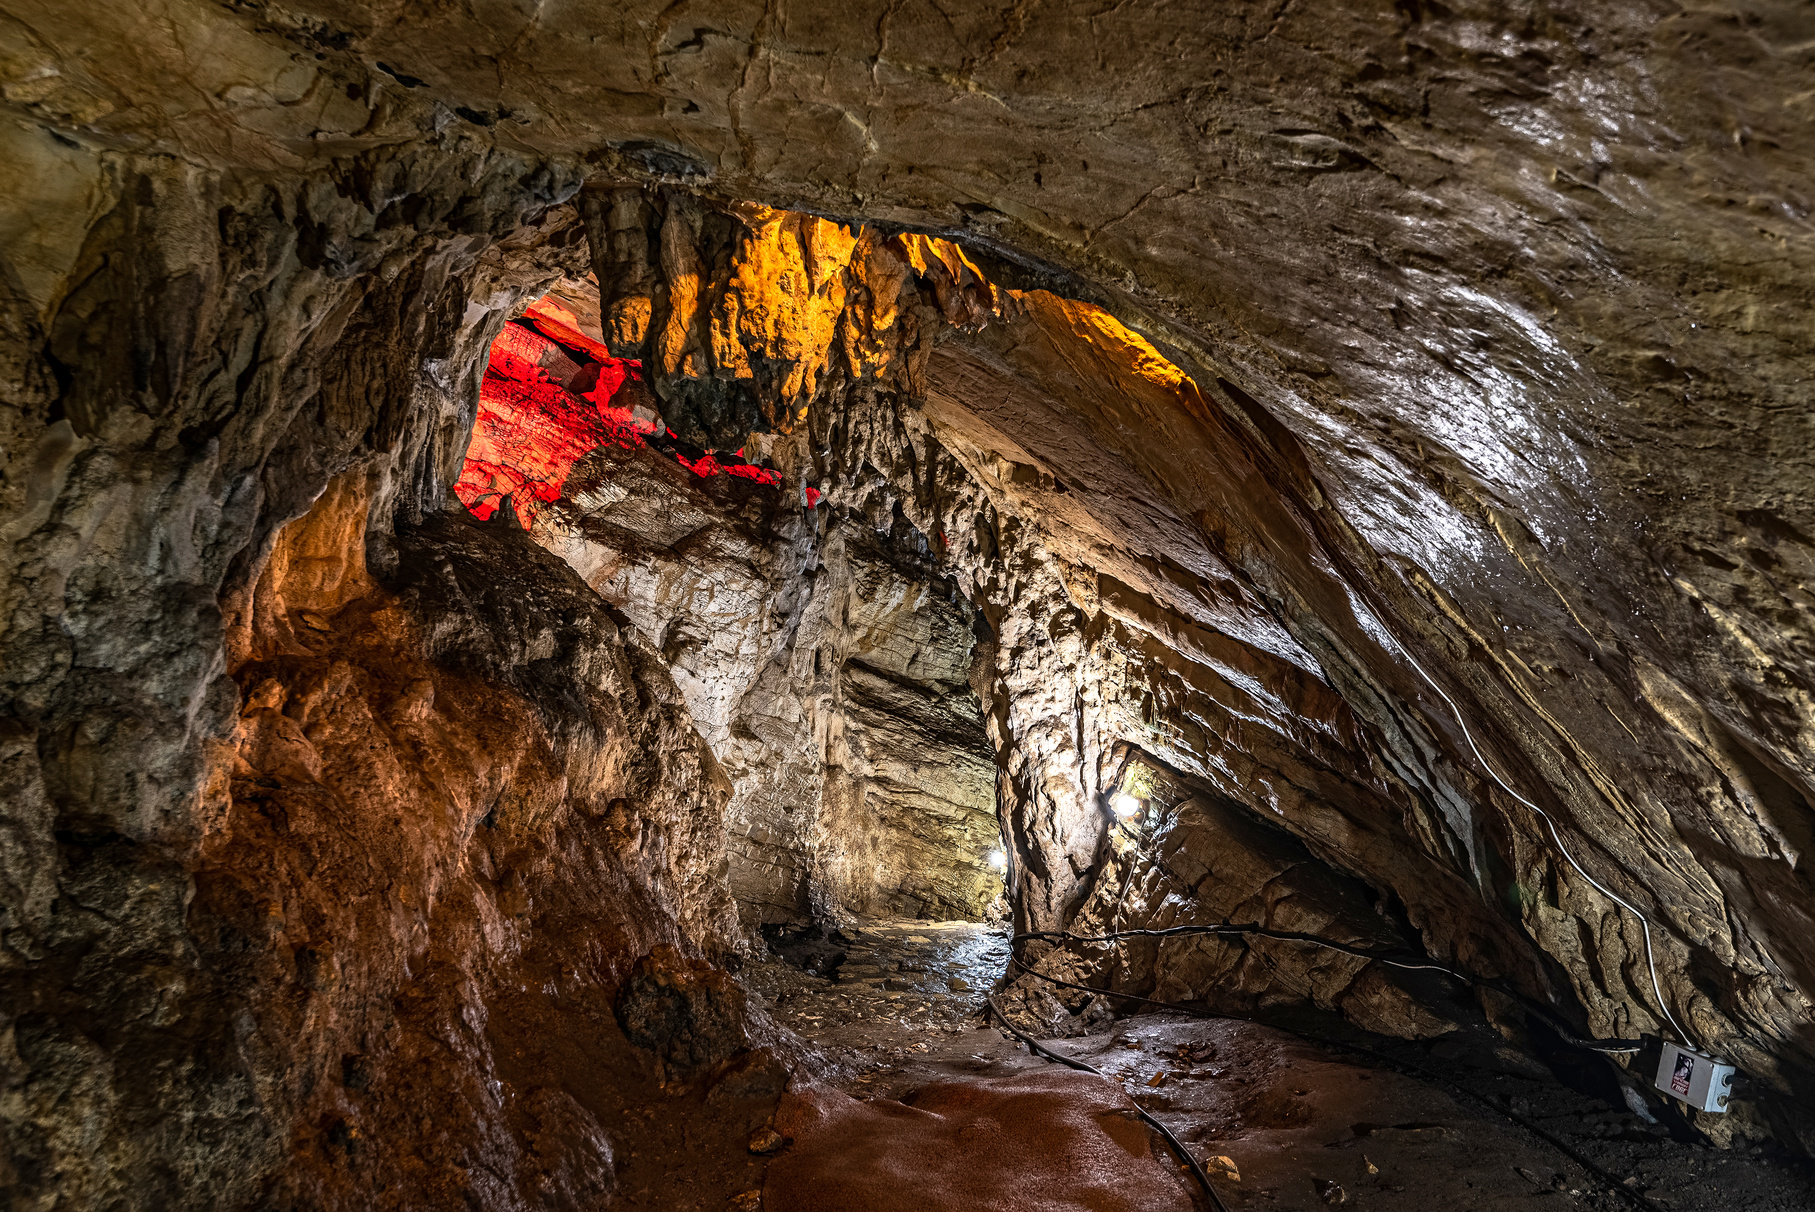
[522,191,1815,1143]
[7,0,1815,1198]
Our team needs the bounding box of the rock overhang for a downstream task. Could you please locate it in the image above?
[8,0,1815,1197]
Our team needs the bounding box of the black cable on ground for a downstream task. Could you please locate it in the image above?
[985,993,1229,1212]
[1015,923,1643,1054]
[1003,960,1665,1212]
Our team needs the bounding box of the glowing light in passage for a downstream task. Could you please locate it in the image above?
[457,296,786,528]
[986,849,1007,871]
[1111,794,1143,819]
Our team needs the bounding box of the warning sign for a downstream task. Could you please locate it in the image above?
[1670,1052,1694,1097]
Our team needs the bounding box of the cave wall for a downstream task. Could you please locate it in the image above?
[7,0,1815,1195]
[1000,755,1461,1043]
[529,194,1544,1037]
[211,481,741,1208]
[528,189,1815,1143]
[442,193,1013,930]
[528,426,1002,926]
[0,149,764,1207]
[807,528,1001,922]
[809,306,1543,1043]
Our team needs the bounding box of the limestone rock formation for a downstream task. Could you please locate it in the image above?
[535,429,1002,926]
[5,0,1815,1205]
[213,484,744,1208]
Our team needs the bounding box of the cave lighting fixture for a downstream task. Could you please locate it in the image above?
[986,849,1007,871]
[1110,793,1144,820]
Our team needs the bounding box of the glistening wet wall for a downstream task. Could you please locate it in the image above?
[6,1,1815,1199]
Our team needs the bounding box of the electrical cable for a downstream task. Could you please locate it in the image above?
[999,963,1665,1212]
[1372,623,1700,1053]
[984,994,1229,1212]
[1014,925,1642,1053]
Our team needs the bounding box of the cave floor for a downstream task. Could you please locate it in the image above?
[738,923,1815,1212]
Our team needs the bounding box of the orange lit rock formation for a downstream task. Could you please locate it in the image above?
[209,467,749,1206]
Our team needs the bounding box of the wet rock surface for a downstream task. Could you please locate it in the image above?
[749,920,1010,1051]
[0,158,604,1208]
[201,486,753,1208]
[763,931,1815,1211]
[767,1067,1197,1211]
[531,431,1003,927]
[8,1,1815,1204]
[616,946,750,1081]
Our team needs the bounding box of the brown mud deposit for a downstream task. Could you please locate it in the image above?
[768,1068,1195,1212]
[211,473,753,1207]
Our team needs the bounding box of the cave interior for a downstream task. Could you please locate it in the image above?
[5,3,1815,1210]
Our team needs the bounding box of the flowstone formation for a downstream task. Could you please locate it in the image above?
[5,0,1815,1206]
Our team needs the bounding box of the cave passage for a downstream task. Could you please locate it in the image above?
[457,278,1009,936]
[11,26,1815,1203]
[389,220,1815,1209]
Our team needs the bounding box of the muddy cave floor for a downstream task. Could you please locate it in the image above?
[600,921,1815,1210]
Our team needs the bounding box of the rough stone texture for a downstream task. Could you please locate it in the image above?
[552,195,1813,1139]
[208,489,743,1208]
[1013,774,1462,1043]
[615,945,748,1080]
[9,0,1815,1199]
[442,247,1005,929]
[0,149,760,1206]
[808,530,1001,921]
[533,433,1003,925]
[467,199,1539,1056]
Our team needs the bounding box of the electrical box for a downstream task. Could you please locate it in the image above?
[1654,1041,1736,1113]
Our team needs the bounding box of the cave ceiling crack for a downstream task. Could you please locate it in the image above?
[869,0,906,88]
[1262,0,1298,43]
[725,0,783,177]
[648,0,695,83]
[1084,181,1182,248]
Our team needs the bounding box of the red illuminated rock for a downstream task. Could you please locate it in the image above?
[456,304,782,527]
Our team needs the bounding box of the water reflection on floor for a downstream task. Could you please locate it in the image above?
[747,921,1815,1211]
[748,919,1007,1044]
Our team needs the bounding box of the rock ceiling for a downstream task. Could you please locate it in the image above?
[3,0,1815,1205]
